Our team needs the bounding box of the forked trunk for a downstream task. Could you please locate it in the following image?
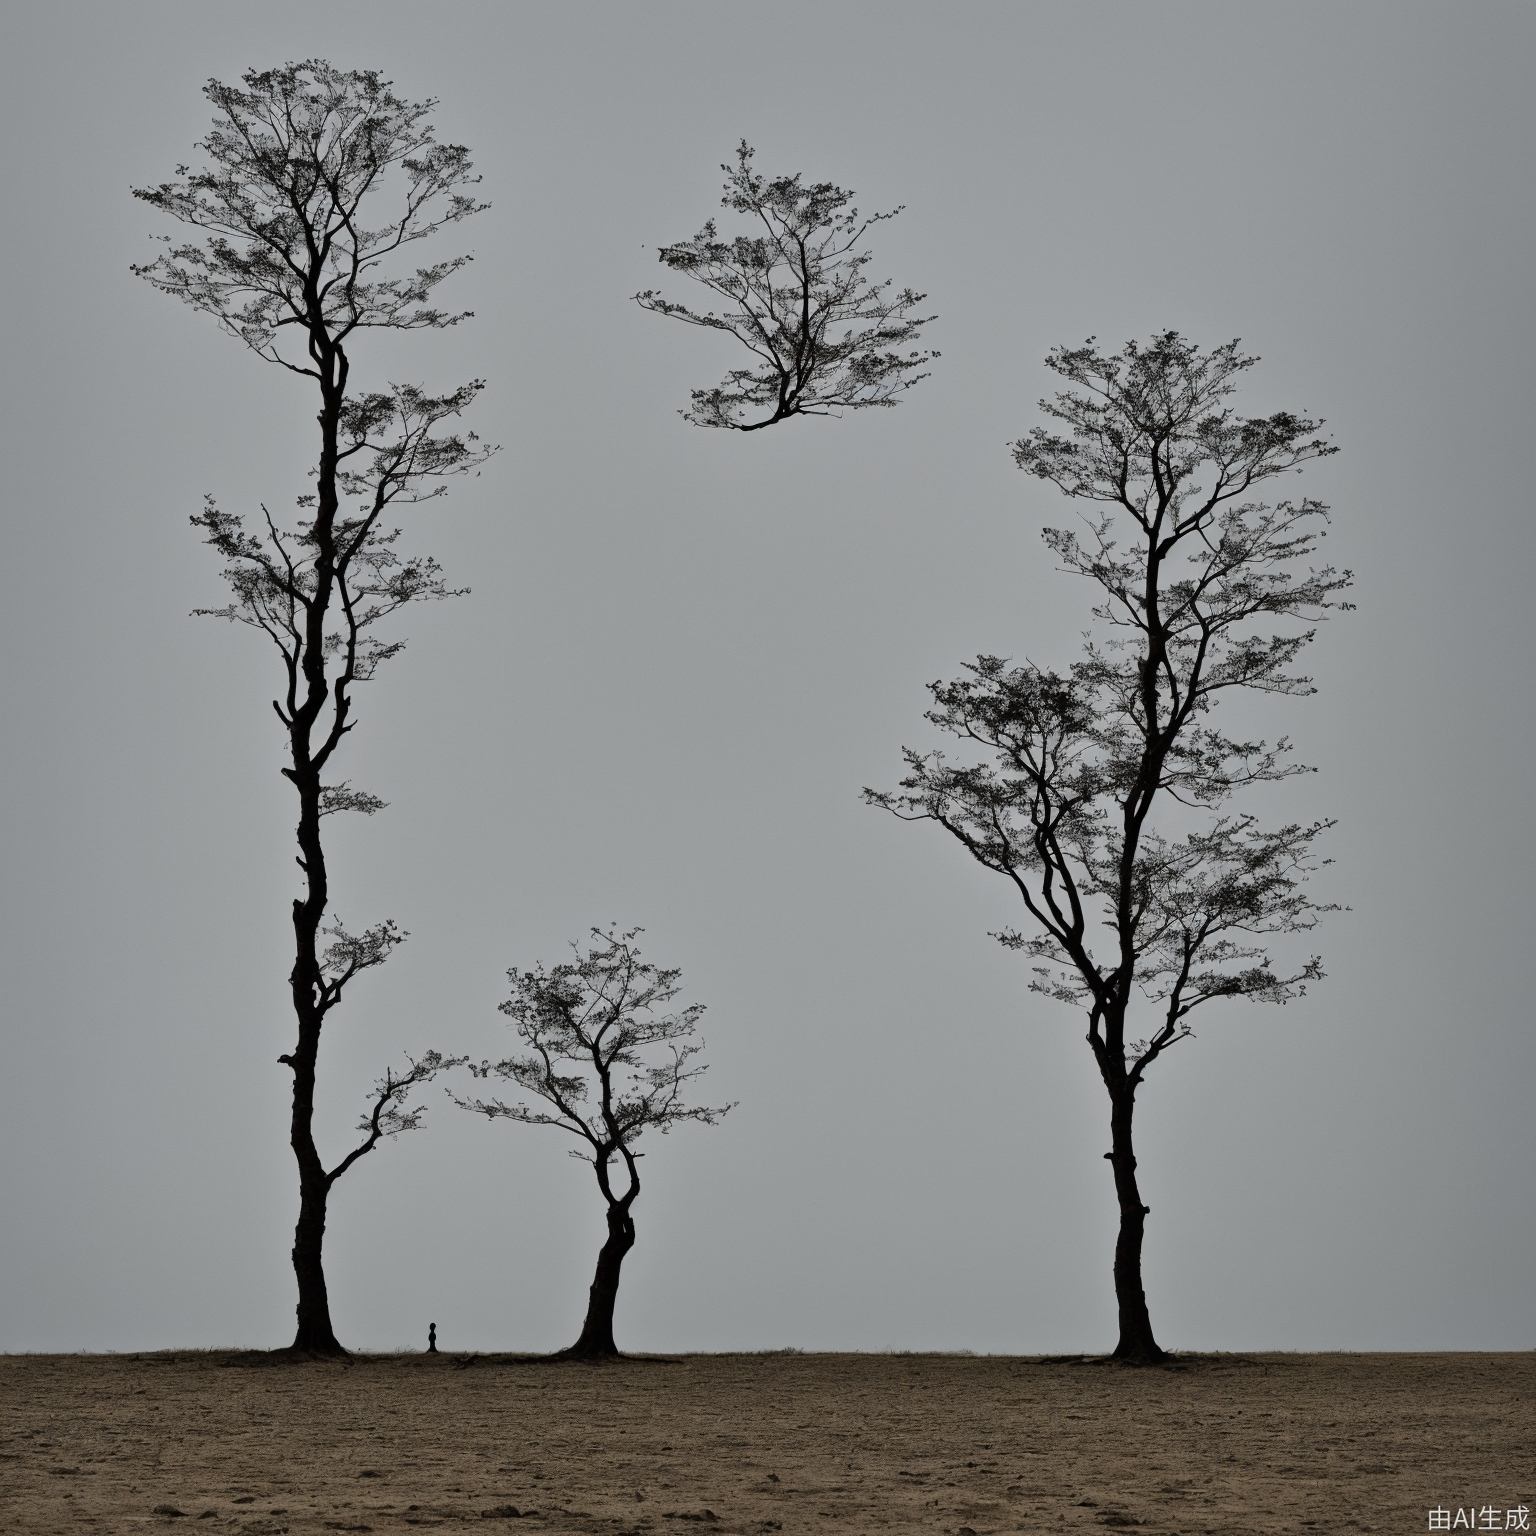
[1107,1089,1166,1363]
[559,1204,636,1359]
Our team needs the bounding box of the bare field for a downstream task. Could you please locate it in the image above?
[1,1351,1530,1535]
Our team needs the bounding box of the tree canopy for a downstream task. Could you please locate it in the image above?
[636,140,937,429]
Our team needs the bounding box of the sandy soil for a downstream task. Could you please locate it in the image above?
[0,1351,1529,1535]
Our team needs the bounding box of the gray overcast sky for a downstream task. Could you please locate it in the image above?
[1,0,1532,1354]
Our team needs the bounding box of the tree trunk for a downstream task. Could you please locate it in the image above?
[1107,1089,1166,1363]
[281,762,347,1356]
[285,1022,345,1355]
[289,1165,344,1354]
[559,1204,636,1359]
[284,353,343,1356]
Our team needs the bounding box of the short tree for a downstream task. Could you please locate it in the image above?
[132,60,491,1354]
[456,927,733,1358]
[867,334,1354,1361]
[635,140,938,429]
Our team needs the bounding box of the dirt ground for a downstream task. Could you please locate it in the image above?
[0,1351,1529,1535]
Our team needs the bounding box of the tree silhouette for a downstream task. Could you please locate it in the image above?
[867,333,1354,1362]
[635,140,937,429]
[456,927,733,1359]
[132,60,490,1354]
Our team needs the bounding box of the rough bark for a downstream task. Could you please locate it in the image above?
[289,1168,342,1354]
[1106,1089,1165,1363]
[558,1204,637,1359]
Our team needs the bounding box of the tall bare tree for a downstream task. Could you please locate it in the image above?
[132,60,491,1354]
[635,140,938,429]
[867,334,1354,1361]
[456,927,733,1359]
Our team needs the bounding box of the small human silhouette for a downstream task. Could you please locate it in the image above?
[427,1321,438,1354]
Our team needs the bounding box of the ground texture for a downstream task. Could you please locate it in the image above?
[1,1351,1530,1534]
